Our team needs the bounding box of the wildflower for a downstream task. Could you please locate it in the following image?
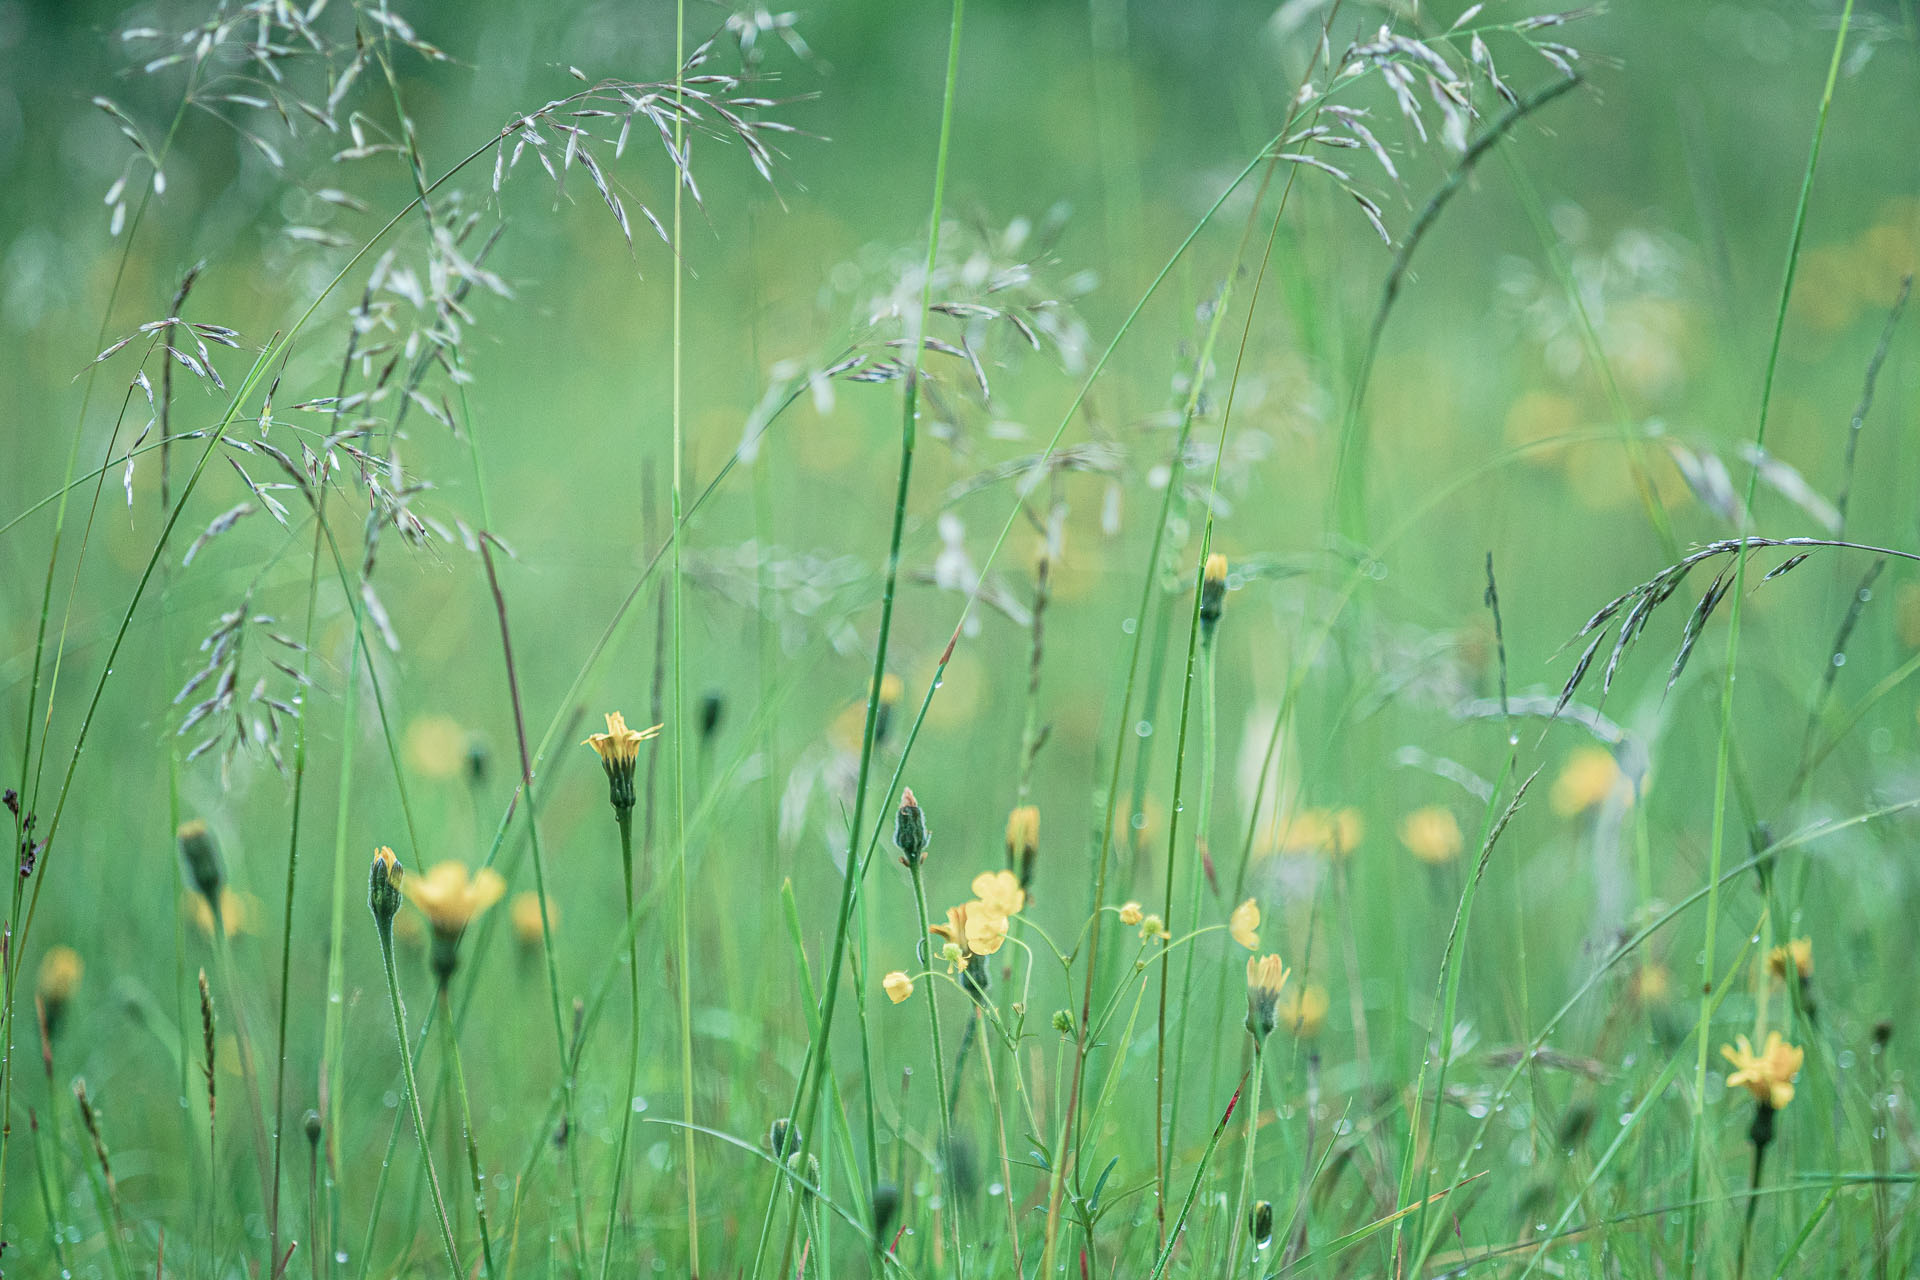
[1279,807,1365,857]
[1245,954,1290,1040]
[583,711,660,815]
[1200,552,1229,636]
[37,946,83,1040]
[1229,897,1260,950]
[972,869,1026,918]
[511,892,551,949]
[1767,938,1813,983]
[929,904,974,971]
[402,859,506,984]
[895,787,930,868]
[1005,805,1039,887]
[876,673,904,743]
[190,888,257,938]
[1722,1032,1803,1111]
[1139,913,1167,941]
[178,819,225,907]
[965,907,1008,956]
[1551,747,1625,817]
[368,847,404,931]
[1277,982,1330,1039]
[1630,963,1671,1005]
[1399,806,1463,865]
[883,970,915,1004]
[404,715,466,780]
[1118,901,1144,926]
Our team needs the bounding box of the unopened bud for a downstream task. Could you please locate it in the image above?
[1200,553,1229,635]
[895,788,930,868]
[177,820,225,905]
[368,847,404,929]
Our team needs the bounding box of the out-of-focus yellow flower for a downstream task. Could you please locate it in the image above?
[405,715,467,780]
[1278,807,1364,857]
[1118,902,1144,926]
[1722,1032,1803,1110]
[1630,963,1671,1005]
[1229,898,1260,950]
[1005,806,1039,863]
[1768,938,1813,983]
[1245,954,1290,1039]
[1504,389,1580,457]
[511,892,550,947]
[1552,747,1626,817]
[972,870,1026,918]
[403,861,506,937]
[1277,982,1329,1039]
[37,947,83,1006]
[883,971,915,1004]
[190,888,258,938]
[1399,807,1463,865]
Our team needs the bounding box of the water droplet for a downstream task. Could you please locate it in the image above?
[1121,618,1137,635]
[1135,720,1153,738]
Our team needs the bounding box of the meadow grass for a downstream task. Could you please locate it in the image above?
[3,2,1920,1278]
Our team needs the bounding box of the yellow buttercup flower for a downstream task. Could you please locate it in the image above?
[1768,938,1813,982]
[1118,902,1144,926]
[883,970,915,1004]
[511,892,551,948]
[964,908,1008,956]
[1005,806,1039,860]
[972,870,1026,918]
[37,946,83,1007]
[1229,898,1260,950]
[1551,747,1625,817]
[1399,807,1463,865]
[1722,1032,1803,1110]
[1245,954,1290,1040]
[1277,982,1329,1039]
[929,904,981,971]
[403,861,507,937]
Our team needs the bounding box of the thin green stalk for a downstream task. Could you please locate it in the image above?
[598,810,642,1278]
[906,863,964,1277]
[377,928,461,1278]
[1686,8,1851,1272]
[436,985,497,1278]
[1163,635,1218,1238]
[1225,1041,1267,1277]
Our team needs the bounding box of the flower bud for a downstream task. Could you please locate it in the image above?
[768,1116,802,1161]
[1200,553,1229,636]
[368,847,404,931]
[895,788,930,868]
[303,1109,323,1146]
[1005,805,1039,889]
[177,820,224,906]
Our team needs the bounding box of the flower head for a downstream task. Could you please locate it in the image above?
[403,859,505,984]
[972,869,1026,918]
[405,715,467,780]
[1630,963,1671,1005]
[190,888,258,938]
[883,970,915,1004]
[1118,901,1144,926]
[1722,1032,1803,1110]
[1768,937,1813,983]
[368,846,404,927]
[1006,805,1040,886]
[1279,807,1366,858]
[1399,806,1464,865]
[1551,747,1625,817]
[1245,954,1290,1040]
[1200,552,1229,632]
[1277,981,1330,1039]
[895,788,930,867]
[1139,913,1166,941]
[583,712,660,813]
[511,891,550,949]
[178,819,225,904]
[929,899,1010,970]
[38,946,83,1007]
[1229,897,1261,950]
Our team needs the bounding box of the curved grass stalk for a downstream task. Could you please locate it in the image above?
[377,927,462,1277]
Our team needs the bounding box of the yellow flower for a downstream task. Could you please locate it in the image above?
[404,715,467,780]
[1118,901,1144,926]
[1245,954,1290,1039]
[1630,963,1671,1005]
[883,970,915,1004]
[37,946,83,1006]
[1277,982,1329,1039]
[1399,807,1463,865]
[972,870,1026,918]
[1005,806,1039,860]
[965,906,1009,956]
[1722,1032,1804,1110]
[929,904,980,971]
[1229,898,1260,950]
[1276,807,1364,858]
[403,860,507,937]
[1551,747,1624,817]
[1768,937,1813,982]
[511,892,551,947]
[583,711,660,812]
[189,888,258,938]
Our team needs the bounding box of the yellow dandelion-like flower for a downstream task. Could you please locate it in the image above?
[511,892,551,947]
[190,888,258,938]
[404,715,467,780]
[583,711,660,812]
[972,869,1026,918]
[1229,897,1260,950]
[1767,937,1813,983]
[1005,806,1039,861]
[37,946,83,1007]
[403,860,507,937]
[1722,1032,1803,1111]
[1277,982,1329,1040]
[1630,963,1671,1006]
[883,971,915,1004]
[1551,747,1625,817]
[1279,807,1365,857]
[1118,901,1144,926]
[1245,954,1290,1039]
[1399,807,1463,865]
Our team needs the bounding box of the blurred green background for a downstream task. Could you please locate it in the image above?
[3,0,1920,1273]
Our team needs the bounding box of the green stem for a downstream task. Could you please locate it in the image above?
[378,929,461,1278]
[437,984,496,1278]
[599,809,642,1277]
[907,864,964,1277]
[1225,1040,1266,1277]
